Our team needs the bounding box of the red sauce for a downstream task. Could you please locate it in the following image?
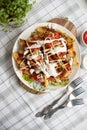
[83,31,87,44]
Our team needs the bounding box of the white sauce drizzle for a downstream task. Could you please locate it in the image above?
[30,69,35,74]
[36,61,58,78]
[26,38,65,49]
[23,37,68,78]
[69,58,73,66]
[24,49,29,56]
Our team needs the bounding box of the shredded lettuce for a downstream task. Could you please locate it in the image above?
[48,81,69,87]
[22,74,45,91]
[22,74,34,83]
[33,84,45,91]
[59,81,69,86]
[22,74,69,91]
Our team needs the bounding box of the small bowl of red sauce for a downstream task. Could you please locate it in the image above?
[81,30,87,47]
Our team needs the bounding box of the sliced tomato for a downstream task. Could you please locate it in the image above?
[45,43,52,48]
[17,57,21,61]
[54,32,60,39]
[37,57,42,62]
[47,76,55,82]
[29,73,42,82]
[60,52,66,56]
[17,54,23,61]
[67,43,72,49]
[65,63,71,71]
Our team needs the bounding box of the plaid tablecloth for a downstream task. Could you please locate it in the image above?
[0,0,87,130]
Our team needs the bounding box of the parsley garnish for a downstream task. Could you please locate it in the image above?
[0,0,36,31]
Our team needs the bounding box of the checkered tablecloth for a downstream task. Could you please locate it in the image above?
[0,0,87,130]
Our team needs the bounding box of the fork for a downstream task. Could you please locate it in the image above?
[35,88,68,117]
[44,98,84,119]
[35,77,84,117]
[44,87,84,119]
[70,77,83,88]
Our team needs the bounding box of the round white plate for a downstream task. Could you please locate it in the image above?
[12,22,81,92]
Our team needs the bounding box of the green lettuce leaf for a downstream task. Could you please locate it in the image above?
[22,74,34,83]
[48,81,69,87]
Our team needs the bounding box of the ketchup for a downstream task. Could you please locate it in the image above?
[83,31,87,44]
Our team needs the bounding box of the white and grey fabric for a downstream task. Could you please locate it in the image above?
[0,0,87,130]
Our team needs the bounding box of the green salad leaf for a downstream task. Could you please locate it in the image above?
[59,81,69,87]
[48,81,69,87]
[22,74,45,91]
[22,74,69,91]
[22,74,34,83]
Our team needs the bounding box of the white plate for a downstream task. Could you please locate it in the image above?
[12,22,81,92]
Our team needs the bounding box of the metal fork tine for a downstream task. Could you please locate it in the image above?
[70,77,83,88]
[71,77,83,86]
[71,98,84,106]
[71,87,85,97]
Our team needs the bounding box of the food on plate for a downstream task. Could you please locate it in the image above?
[12,25,79,91]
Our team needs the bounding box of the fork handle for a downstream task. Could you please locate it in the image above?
[44,98,68,119]
[35,89,67,117]
[44,105,65,119]
[35,97,65,117]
